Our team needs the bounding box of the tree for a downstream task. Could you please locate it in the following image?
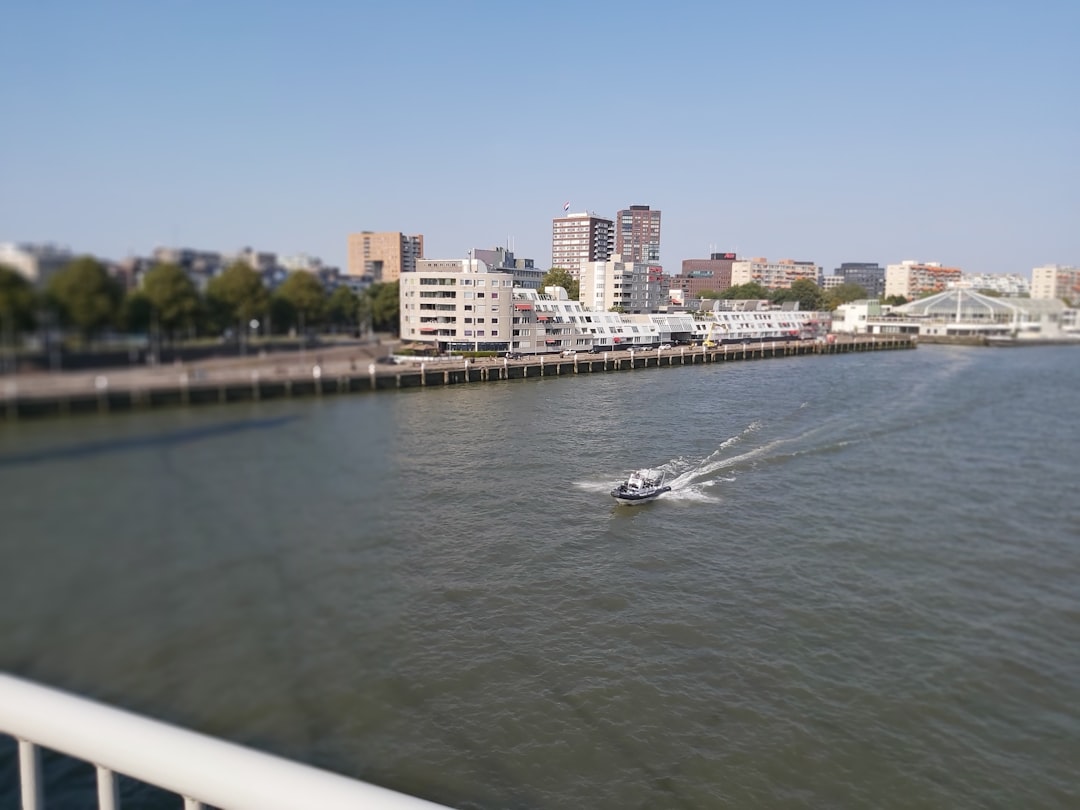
[721,282,770,300]
[363,281,400,335]
[141,263,200,340]
[0,264,37,333]
[327,286,359,333]
[273,271,327,332]
[206,261,269,335]
[698,289,725,300]
[47,256,123,344]
[882,294,909,307]
[822,283,868,311]
[539,267,580,301]
[121,291,153,334]
[772,279,824,311]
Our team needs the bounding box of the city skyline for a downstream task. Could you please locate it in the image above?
[2,1,1077,278]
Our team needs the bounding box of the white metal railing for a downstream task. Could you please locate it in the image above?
[0,672,453,810]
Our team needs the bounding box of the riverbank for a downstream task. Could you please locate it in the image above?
[0,335,915,421]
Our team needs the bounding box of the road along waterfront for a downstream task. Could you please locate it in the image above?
[1,343,1076,809]
[0,335,913,420]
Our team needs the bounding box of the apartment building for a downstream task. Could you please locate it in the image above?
[580,257,665,314]
[615,205,662,264]
[884,260,963,299]
[731,258,821,290]
[1031,264,1080,301]
[672,252,736,299]
[551,212,614,277]
[346,231,424,282]
[0,242,74,287]
[832,262,886,298]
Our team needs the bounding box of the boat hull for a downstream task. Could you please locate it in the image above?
[611,485,671,505]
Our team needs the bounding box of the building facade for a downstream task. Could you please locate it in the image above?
[731,258,821,290]
[0,243,74,287]
[832,262,886,298]
[1031,264,1080,302]
[580,257,665,314]
[346,231,424,282]
[615,205,662,264]
[551,212,614,277]
[672,253,736,299]
[884,260,963,299]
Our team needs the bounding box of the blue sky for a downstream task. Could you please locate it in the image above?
[2,0,1077,276]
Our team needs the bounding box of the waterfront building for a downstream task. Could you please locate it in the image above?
[579,257,665,314]
[1031,264,1080,302]
[856,289,1075,341]
[399,250,541,351]
[884,260,962,299]
[671,252,736,299]
[832,262,886,298]
[615,205,662,264]
[0,242,74,287]
[551,212,614,277]
[346,231,424,282]
[731,258,821,290]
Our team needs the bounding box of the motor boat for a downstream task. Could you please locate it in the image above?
[611,468,671,505]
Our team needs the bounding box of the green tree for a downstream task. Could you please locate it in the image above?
[327,285,359,333]
[721,282,770,300]
[772,279,824,311]
[206,261,269,336]
[121,291,153,333]
[47,256,123,344]
[539,267,580,300]
[882,294,909,307]
[274,271,327,333]
[0,264,37,332]
[822,282,868,310]
[141,263,200,340]
[698,289,725,300]
[363,281,400,334]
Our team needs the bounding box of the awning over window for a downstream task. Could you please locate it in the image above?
[537,315,550,321]
[545,339,557,344]
[514,302,533,310]
[419,327,437,332]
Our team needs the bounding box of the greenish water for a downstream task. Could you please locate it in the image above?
[1,345,1078,809]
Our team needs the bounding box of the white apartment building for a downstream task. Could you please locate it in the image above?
[579,257,664,313]
[1031,264,1080,301]
[950,273,1030,296]
[884,260,963,299]
[730,258,821,289]
[399,258,519,350]
[0,242,74,286]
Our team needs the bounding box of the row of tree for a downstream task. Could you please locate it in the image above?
[0,258,401,345]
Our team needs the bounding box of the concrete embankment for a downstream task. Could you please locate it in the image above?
[0,335,915,421]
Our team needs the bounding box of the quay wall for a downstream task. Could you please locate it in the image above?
[0,336,916,421]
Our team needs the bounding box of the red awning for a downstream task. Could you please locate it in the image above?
[419,327,437,332]
[537,315,550,321]
[514,303,533,310]
[545,339,557,344]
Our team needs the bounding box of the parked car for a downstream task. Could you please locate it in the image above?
[588,346,603,354]
[658,343,672,350]
[562,349,577,357]
[504,351,523,359]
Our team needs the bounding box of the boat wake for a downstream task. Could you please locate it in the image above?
[580,415,851,505]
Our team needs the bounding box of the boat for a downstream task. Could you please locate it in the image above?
[611,468,671,505]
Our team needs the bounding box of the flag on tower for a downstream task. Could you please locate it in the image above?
[563,201,570,212]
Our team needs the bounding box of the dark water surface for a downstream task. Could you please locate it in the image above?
[1,345,1078,809]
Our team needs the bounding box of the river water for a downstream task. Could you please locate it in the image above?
[1,344,1078,809]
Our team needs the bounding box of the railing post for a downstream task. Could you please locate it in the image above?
[97,765,119,810]
[18,738,43,810]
